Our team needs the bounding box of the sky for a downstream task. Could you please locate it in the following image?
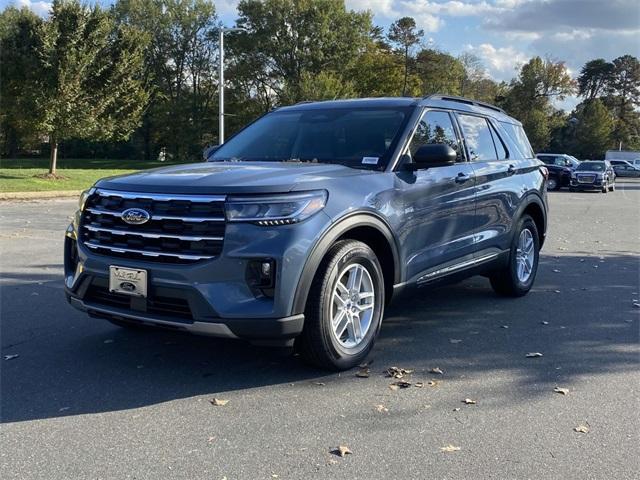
[5,0,640,110]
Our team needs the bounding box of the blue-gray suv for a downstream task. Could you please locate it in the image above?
[64,95,548,370]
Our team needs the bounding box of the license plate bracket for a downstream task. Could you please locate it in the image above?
[109,266,148,297]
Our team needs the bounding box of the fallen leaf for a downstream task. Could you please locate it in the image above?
[541,321,549,325]
[314,382,326,386]
[271,475,279,478]
[501,325,509,329]
[441,444,461,452]
[449,339,462,344]
[414,382,424,388]
[333,445,352,457]
[207,436,216,443]
[374,404,388,413]
[58,407,70,412]
[429,367,444,375]
[574,425,589,433]
[525,352,543,358]
[3,354,19,361]
[554,290,561,294]
[358,360,372,368]
[552,269,560,273]
[452,407,461,412]
[426,380,439,387]
[633,302,640,309]
[462,398,476,405]
[385,366,413,378]
[389,380,412,390]
[553,387,569,395]
[209,398,229,406]
[355,368,370,378]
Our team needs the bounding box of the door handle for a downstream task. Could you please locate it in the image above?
[455,172,472,183]
[507,164,517,176]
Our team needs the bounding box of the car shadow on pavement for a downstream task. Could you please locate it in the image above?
[1,253,638,424]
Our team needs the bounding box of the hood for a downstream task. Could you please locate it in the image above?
[95,161,376,194]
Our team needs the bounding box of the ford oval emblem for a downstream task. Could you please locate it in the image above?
[121,208,151,225]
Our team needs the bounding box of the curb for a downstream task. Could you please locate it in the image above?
[0,190,81,201]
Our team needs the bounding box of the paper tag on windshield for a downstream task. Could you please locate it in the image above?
[362,157,379,165]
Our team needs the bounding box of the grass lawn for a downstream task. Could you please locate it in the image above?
[0,158,188,193]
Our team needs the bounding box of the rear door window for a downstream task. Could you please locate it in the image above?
[457,114,498,162]
[499,122,534,158]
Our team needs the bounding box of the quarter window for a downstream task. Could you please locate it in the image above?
[457,114,498,162]
[408,110,462,161]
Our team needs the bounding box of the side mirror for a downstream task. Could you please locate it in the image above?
[412,144,457,168]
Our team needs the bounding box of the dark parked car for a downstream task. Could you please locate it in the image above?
[570,160,616,192]
[610,160,640,178]
[536,154,578,190]
[64,95,548,370]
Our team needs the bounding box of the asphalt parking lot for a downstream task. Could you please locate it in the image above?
[1,180,639,480]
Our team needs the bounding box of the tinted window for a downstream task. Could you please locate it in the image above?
[577,162,605,172]
[409,110,462,160]
[210,107,411,169]
[489,125,508,160]
[500,122,534,158]
[458,114,497,161]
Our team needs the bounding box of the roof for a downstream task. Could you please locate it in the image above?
[278,95,520,125]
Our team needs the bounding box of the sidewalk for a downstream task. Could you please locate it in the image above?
[0,190,81,201]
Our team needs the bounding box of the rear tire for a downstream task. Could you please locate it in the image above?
[489,215,540,297]
[297,240,384,370]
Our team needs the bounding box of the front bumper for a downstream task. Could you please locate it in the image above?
[570,178,605,190]
[64,207,332,342]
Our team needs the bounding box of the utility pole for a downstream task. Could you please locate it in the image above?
[218,27,245,144]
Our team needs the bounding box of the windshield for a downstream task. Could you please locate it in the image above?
[577,161,605,172]
[210,107,412,169]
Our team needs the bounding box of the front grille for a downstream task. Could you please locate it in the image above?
[577,174,596,184]
[84,284,193,320]
[80,189,226,263]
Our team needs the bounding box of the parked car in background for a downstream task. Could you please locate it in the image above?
[612,163,640,178]
[570,160,616,193]
[605,150,640,165]
[536,153,579,190]
[64,95,548,370]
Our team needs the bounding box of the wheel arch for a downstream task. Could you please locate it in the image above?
[519,193,547,248]
[292,212,401,314]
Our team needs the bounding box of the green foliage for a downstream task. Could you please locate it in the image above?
[573,99,615,158]
[234,0,372,104]
[25,0,149,173]
[387,16,423,96]
[416,49,464,96]
[0,7,43,156]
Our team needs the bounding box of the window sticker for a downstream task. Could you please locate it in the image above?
[362,157,379,165]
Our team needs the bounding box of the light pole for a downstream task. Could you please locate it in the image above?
[218,27,244,144]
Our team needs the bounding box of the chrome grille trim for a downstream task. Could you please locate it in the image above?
[80,189,226,263]
[86,207,225,223]
[83,225,223,242]
[95,189,226,203]
[84,242,215,260]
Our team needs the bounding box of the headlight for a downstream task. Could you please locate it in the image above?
[78,188,94,211]
[225,191,327,225]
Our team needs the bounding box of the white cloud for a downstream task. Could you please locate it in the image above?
[464,43,528,81]
[14,0,51,16]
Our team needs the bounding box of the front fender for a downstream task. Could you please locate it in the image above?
[291,212,401,315]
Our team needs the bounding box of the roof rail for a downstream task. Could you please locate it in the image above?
[424,94,506,114]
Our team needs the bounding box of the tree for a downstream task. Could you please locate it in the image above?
[30,0,148,174]
[501,57,575,151]
[415,49,464,96]
[607,55,640,149]
[387,16,423,96]
[0,7,43,157]
[115,0,219,159]
[573,99,614,158]
[577,59,613,100]
[233,0,372,105]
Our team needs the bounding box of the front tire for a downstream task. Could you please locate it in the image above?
[297,240,384,370]
[547,177,558,191]
[489,215,540,297]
